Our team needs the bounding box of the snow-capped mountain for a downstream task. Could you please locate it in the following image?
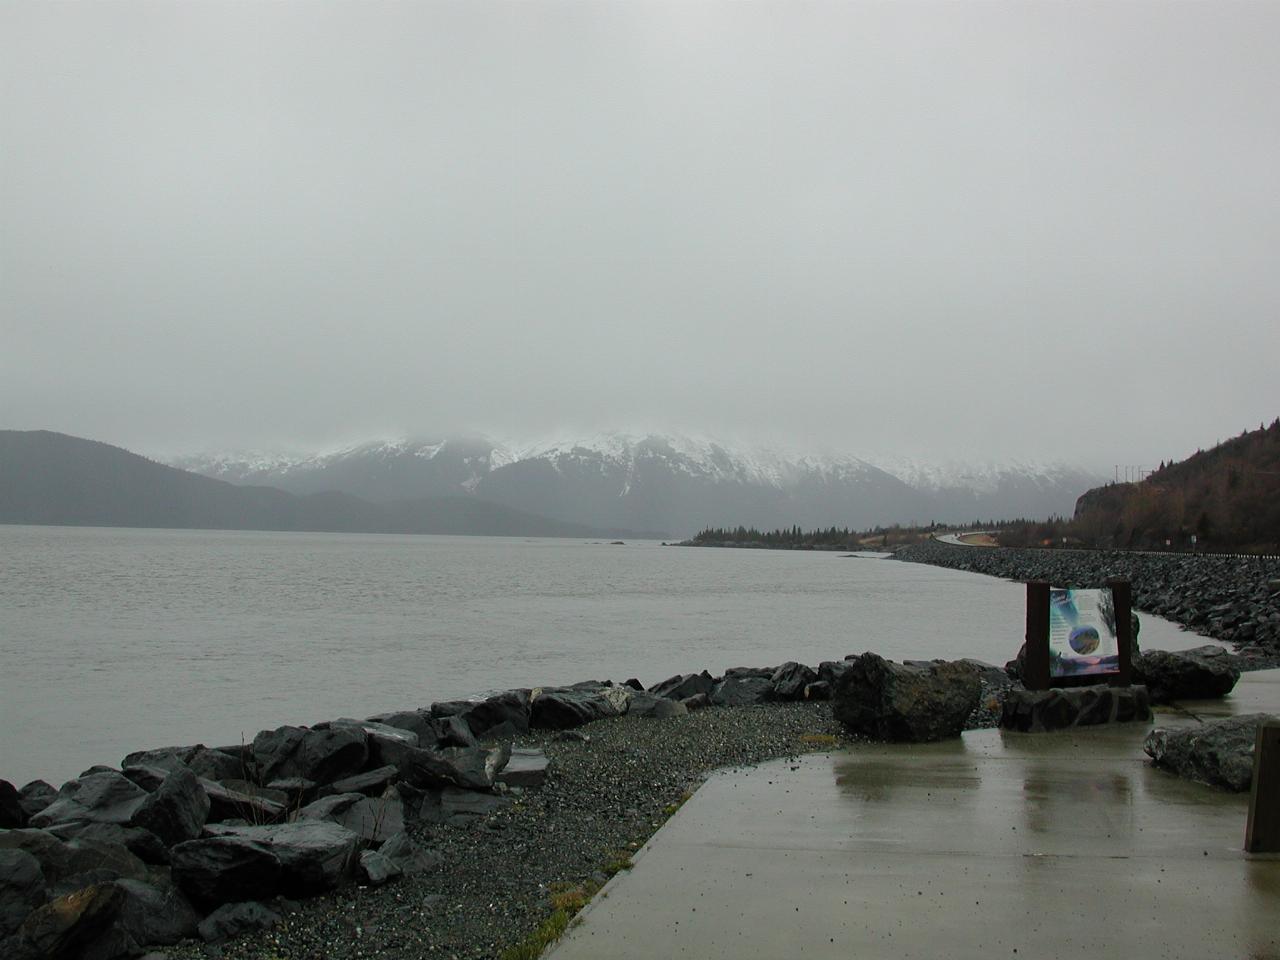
[168,433,1105,536]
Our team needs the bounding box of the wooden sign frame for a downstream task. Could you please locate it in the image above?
[1023,578,1133,691]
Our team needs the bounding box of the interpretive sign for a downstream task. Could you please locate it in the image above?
[1049,587,1120,679]
[1023,579,1133,690]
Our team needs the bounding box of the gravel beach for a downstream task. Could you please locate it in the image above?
[161,701,864,960]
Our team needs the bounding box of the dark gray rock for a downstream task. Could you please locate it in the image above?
[330,765,398,797]
[0,849,45,937]
[818,660,853,687]
[378,830,439,875]
[121,764,170,793]
[0,781,25,829]
[804,681,831,701]
[334,794,405,845]
[121,746,199,774]
[170,836,283,906]
[770,662,818,701]
[723,666,774,679]
[650,672,715,701]
[833,653,980,742]
[530,686,629,729]
[396,744,511,791]
[296,793,364,823]
[432,714,480,750]
[1144,713,1278,791]
[114,877,200,946]
[16,782,57,822]
[293,726,370,785]
[217,779,288,807]
[263,778,316,807]
[999,686,1150,732]
[45,822,169,867]
[439,788,509,825]
[357,830,439,884]
[17,882,124,960]
[625,693,688,719]
[710,676,774,706]
[200,821,360,896]
[200,779,286,825]
[358,849,401,886]
[197,900,281,944]
[681,693,711,711]
[326,720,418,772]
[132,765,210,846]
[436,690,532,740]
[1136,646,1242,703]
[0,830,147,888]
[251,726,308,783]
[186,748,247,784]
[497,749,550,788]
[29,772,150,828]
[367,710,437,743]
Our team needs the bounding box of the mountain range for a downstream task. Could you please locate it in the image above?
[0,431,628,538]
[168,433,1106,536]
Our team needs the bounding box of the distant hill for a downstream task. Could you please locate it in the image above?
[1071,419,1280,551]
[0,431,631,538]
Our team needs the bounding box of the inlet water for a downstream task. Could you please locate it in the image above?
[0,525,1206,786]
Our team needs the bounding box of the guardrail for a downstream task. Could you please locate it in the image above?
[930,535,1280,562]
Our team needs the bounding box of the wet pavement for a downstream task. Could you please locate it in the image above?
[549,671,1280,960]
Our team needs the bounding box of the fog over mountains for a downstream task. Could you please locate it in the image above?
[170,434,1106,536]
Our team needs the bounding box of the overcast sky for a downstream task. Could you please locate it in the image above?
[3,1,1277,468]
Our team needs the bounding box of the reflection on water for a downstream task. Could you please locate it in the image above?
[1021,762,1134,837]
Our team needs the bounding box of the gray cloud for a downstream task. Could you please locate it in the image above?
[3,0,1277,468]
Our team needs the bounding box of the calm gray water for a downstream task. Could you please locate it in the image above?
[0,525,1203,787]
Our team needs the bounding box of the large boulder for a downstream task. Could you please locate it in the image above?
[198,900,281,944]
[45,822,169,866]
[497,749,551,788]
[771,662,818,701]
[1143,713,1277,791]
[114,877,201,947]
[432,691,531,740]
[200,778,286,825]
[131,765,210,846]
[201,821,361,896]
[833,653,981,742]
[252,725,369,786]
[16,882,125,960]
[530,686,630,729]
[16,782,57,822]
[396,744,511,791]
[170,835,283,906]
[333,792,405,845]
[625,693,688,720]
[0,849,46,937]
[0,830,147,888]
[1136,646,1242,703]
[650,672,715,701]
[0,781,25,829]
[710,676,774,706]
[29,772,150,828]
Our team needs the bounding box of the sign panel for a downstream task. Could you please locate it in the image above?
[1048,586,1121,679]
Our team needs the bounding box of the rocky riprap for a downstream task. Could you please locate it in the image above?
[4,660,921,960]
[896,540,1280,660]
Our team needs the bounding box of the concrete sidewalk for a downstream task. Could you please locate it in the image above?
[549,672,1280,960]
